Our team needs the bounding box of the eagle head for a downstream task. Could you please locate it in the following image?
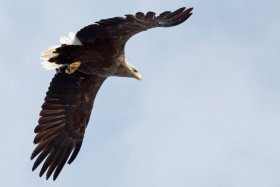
[116,56,142,80]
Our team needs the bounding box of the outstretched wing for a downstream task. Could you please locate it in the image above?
[31,71,105,180]
[76,7,193,47]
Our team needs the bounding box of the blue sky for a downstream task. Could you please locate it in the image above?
[0,0,279,186]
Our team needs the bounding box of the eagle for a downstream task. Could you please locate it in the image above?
[31,7,193,180]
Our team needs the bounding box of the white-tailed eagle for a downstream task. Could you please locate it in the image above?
[31,7,193,180]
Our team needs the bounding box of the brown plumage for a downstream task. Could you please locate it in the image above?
[32,7,193,180]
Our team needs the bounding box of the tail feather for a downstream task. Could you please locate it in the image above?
[40,32,82,70]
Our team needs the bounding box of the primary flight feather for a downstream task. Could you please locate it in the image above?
[31,7,193,180]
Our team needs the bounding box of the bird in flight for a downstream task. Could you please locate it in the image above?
[31,7,193,180]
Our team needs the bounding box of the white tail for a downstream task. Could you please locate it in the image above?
[40,32,82,70]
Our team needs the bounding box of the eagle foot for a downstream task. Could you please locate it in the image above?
[65,61,81,74]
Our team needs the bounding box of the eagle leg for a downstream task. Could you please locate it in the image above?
[65,61,81,74]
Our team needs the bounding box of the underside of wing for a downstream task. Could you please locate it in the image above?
[76,7,193,47]
[31,71,105,180]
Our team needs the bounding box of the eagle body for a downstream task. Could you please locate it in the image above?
[32,7,193,180]
[47,40,134,78]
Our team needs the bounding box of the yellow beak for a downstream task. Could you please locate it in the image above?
[134,72,142,80]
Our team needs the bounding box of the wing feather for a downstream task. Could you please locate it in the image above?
[145,11,156,20]
[135,12,145,19]
[31,71,105,180]
[76,7,193,46]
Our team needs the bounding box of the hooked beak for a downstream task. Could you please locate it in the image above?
[134,72,142,80]
[125,59,142,80]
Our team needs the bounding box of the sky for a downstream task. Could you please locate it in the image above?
[0,0,280,186]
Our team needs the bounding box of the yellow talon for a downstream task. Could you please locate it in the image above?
[65,61,81,74]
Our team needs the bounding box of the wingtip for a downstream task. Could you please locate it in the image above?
[30,153,35,161]
[31,158,39,171]
[53,173,59,181]
[178,7,193,11]
[185,7,193,14]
